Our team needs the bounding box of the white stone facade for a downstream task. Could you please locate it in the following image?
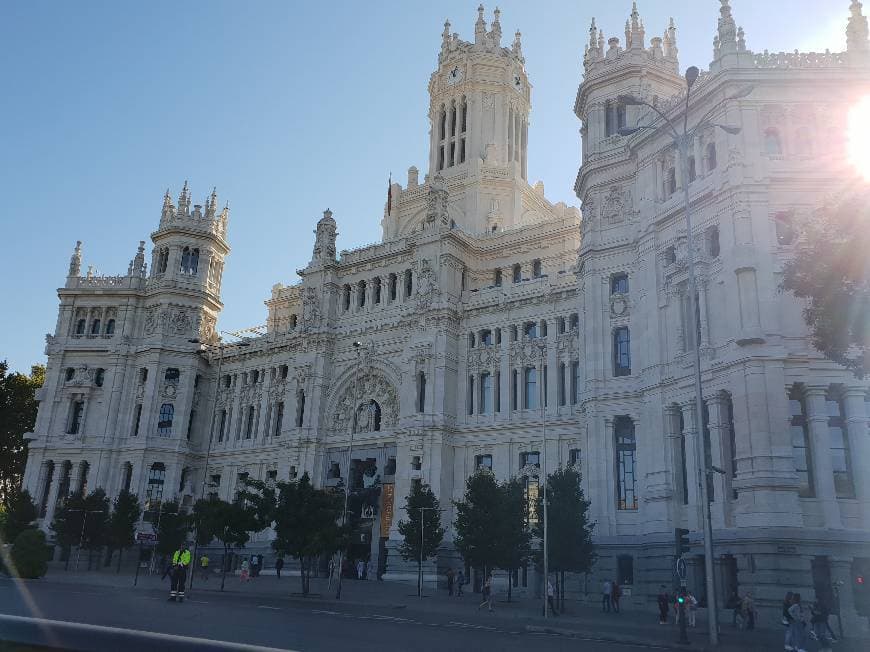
[22,2,870,626]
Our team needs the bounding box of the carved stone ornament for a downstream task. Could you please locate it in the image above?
[416,259,438,310]
[610,295,629,318]
[144,307,162,335]
[330,371,399,432]
[600,186,627,224]
[169,309,193,335]
[468,346,500,371]
[66,365,94,386]
[302,287,322,330]
[162,383,177,399]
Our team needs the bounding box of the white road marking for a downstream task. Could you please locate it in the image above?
[257,605,281,610]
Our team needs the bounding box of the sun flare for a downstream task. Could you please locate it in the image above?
[847,96,870,179]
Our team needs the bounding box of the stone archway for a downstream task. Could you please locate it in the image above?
[330,370,399,433]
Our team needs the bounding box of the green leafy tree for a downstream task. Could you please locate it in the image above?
[535,466,596,611]
[494,477,532,603]
[192,497,256,591]
[0,362,44,501]
[397,482,444,596]
[105,490,141,572]
[453,470,503,581]
[10,528,51,579]
[51,491,86,570]
[2,488,38,544]
[781,193,870,377]
[266,473,344,595]
[155,500,189,558]
[80,489,110,570]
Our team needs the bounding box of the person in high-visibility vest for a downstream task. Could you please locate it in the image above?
[168,542,191,602]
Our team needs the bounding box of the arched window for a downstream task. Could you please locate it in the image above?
[245,405,255,439]
[157,403,174,435]
[404,270,413,299]
[388,273,397,301]
[296,389,305,427]
[342,284,351,311]
[105,319,115,335]
[75,319,86,335]
[494,269,502,287]
[189,248,199,275]
[532,259,542,278]
[512,264,522,283]
[373,277,382,304]
[688,156,697,182]
[90,319,101,335]
[523,367,537,410]
[666,167,677,196]
[369,400,381,431]
[180,247,191,273]
[157,249,169,274]
[289,314,297,329]
[764,128,783,156]
[94,368,105,387]
[358,280,367,307]
[706,142,718,171]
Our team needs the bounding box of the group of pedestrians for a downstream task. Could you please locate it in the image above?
[783,591,838,651]
[600,579,623,613]
[445,567,466,597]
[655,585,698,626]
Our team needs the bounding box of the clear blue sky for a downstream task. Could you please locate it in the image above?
[0,1,851,372]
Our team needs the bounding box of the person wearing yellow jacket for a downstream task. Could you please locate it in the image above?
[168,542,191,602]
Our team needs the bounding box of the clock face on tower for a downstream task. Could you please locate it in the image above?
[447,66,463,85]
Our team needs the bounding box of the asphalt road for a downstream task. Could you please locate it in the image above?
[0,576,667,652]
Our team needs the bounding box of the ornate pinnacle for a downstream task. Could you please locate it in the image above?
[68,240,82,277]
[847,0,869,54]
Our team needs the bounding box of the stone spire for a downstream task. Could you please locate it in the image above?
[160,188,174,223]
[311,208,337,265]
[474,4,487,46]
[129,240,146,277]
[627,1,645,49]
[490,7,502,47]
[847,1,870,57]
[512,29,524,60]
[177,180,191,218]
[68,241,82,277]
[205,187,218,219]
[663,17,678,59]
[717,0,738,55]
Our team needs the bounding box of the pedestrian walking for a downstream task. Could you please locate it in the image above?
[250,554,260,578]
[783,591,795,649]
[611,580,621,613]
[275,557,284,579]
[546,578,559,616]
[687,590,698,627]
[740,592,756,631]
[657,585,670,625]
[240,558,250,582]
[456,570,465,597]
[356,559,365,580]
[199,554,209,581]
[478,573,494,612]
[167,542,191,602]
[810,596,836,646]
[601,579,612,612]
[787,592,808,652]
[446,567,455,596]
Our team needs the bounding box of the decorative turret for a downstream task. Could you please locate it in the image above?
[128,240,147,277]
[626,2,645,50]
[156,183,228,241]
[847,0,870,63]
[490,7,502,47]
[581,7,678,75]
[68,241,82,277]
[512,29,523,61]
[177,180,191,218]
[663,18,678,60]
[311,208,337,266]
[717,0,738,55]
[474,4,486,46]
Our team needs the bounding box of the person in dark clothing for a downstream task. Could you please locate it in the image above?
[657,585,671,625]
[456,570,465,597]
[447,568,455,596]
[275,557,284,579]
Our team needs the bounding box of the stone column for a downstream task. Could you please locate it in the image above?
[693,136,704,178]
[698,281,711,348]
[805,385,842,529]
[42,467,63,529]
[843,387,870,527]
[681,402,702,531]
[705,395,729,529]
[600,416,617,534]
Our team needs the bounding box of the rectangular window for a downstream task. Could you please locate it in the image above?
[494,371,501,412]
[296,391,305,427]
[523,367,537,410]
[568,448,582,469]
[615,416,638,510]
[611,273,629,295]
[475,454,493,471]
[218,409,227,442]
[511,369,518,410]
[558,365,566,407]
[186,409,195,440]
[827,396,854,498]
[520,451,540,468]
[417,373,426,413]
[132,404,142,437]
[157,403,174,436]
[613,327,631,376]
[571,361,580,405]
[789,394,814,497]
[480,372,492,415]
[245,406,255,439]
[468,375,474,415]
[274,402,284,437]
[678,410,689,505]
[68,400,84,434]
[702,402,715,502]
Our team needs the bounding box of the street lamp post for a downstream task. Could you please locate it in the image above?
[187,335,250,592]
[535,339,549,620]
[410,506,443,598]
[336,341,364,600]
[618,69,752,647]
[66,508,105,571]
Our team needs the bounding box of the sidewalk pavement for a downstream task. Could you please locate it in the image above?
[24,565,870,652]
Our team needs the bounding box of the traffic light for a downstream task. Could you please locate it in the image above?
[855,559,870,617]
[674,528,690,557]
